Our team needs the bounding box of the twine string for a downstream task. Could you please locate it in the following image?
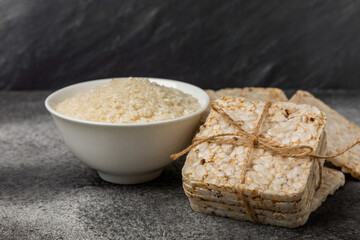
[236,101,271,223]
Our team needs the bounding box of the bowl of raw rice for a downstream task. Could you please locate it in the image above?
[45,77,209,184]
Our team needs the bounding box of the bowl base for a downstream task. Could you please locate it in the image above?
[98,169,163,184]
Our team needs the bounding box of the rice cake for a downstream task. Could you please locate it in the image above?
[205,89,219,102]
[186,167,344,228]
[183,154,323,214]
[183,137,326,214]
[216,87,288,102]
[205,88,288,103]
[201,88,288,124]
[183,97,326,202]
[290,90,360,179]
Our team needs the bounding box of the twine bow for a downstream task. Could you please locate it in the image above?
[171,100,360,223]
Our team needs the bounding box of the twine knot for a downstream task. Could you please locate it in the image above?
[252,135,259,146]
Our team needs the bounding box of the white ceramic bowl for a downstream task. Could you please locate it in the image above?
[45,78,209,184]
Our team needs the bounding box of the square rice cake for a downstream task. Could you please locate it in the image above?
[216,88,288,102]
[290,90,360,179]
[183,96,327,202]
[201,88,288,124]
[183,153,324,214]
[183,134,327,214]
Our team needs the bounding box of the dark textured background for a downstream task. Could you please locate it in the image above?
[1,0,360,90]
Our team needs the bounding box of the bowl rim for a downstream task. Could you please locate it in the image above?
[45,77,210,127]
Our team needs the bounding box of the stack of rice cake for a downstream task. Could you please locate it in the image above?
[182,96,344,228]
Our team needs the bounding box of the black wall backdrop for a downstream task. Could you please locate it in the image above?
[1,0,360,90]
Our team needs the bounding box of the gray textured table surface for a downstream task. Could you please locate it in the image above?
[0,90,359,240]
